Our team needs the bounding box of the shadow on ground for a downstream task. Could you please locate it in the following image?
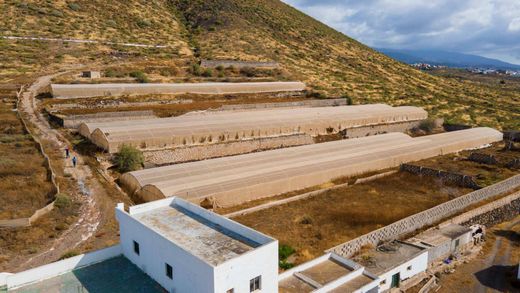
[474,265,517,292]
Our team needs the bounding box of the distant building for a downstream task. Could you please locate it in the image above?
[81,71,101,79]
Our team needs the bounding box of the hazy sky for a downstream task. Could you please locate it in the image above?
[283,0,520,64]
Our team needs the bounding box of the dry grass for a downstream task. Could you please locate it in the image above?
[233,173,472,265]
[44,92,309,117]
[413,144,520,187]
[0,90,54,219]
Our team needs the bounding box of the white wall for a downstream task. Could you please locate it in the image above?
[214,241,278,293]
[5,245,122,290]
[117,208,215,293]
[377,251,428,292]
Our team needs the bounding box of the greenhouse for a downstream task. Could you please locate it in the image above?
[120,127,503,207]
[51,81,306,99]
[80,104,428,153]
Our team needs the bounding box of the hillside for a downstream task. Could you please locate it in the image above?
[0,0,519,129]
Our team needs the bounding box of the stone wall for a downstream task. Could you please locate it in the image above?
[440,191,520,228]
[344,121,421,139]
[201,60,279,69]
[468,152,498,165]
[327,174,520,257]
[217,99,346,111]
[400,164,481,189]
[143,134,314,165]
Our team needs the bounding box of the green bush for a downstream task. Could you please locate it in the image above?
[130,71,149,83]
[115,145,144,173]
[54,193,72,209]
[191,63,202,76]
[279,244,295,260]
[418,119,436,133]
[202,68,213,77]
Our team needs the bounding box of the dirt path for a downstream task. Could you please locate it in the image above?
[474,218,520,293]
[13,73,106,270]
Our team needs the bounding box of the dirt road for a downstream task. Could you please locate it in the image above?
[12,73,107,270]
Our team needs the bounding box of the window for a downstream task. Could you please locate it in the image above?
[250,276,261,292]
[407,265,412,271]
[133,241,140,255]
[165,263,173,279]
[226,289,234,293]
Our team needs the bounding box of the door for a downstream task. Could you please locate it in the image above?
[391,272,400,288]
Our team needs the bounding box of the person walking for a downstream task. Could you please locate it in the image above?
[72,156,77,168]
[65,147,70,158]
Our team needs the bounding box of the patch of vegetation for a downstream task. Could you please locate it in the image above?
[59,250,79,260]
[54,193,72,210]
[418,119,436,133]
[129,71,149,83]
[279,244,296,270]
[115,145,144,173]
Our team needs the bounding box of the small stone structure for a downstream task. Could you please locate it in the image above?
[81,71,101,79]
[400,164,481,189]
[200,60,279,69]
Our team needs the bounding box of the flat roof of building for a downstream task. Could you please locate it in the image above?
[354,241,426,275]
[9,256,164,293]
[122,198,275,266]
[279,253,378,293]
[411,224,472,247]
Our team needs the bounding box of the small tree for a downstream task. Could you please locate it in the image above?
[115,145,144,173]
[129,71,149,83]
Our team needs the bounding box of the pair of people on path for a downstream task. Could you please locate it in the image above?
[65,147,77,167]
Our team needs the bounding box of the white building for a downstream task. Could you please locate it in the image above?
[353,241,428,292]
[278,253,380,292]
[1,197,278,293]
[116,197,279,293]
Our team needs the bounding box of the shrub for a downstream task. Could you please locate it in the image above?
[191,63,202,76]
[201,68,213,77]
[129,71,149,83]
[67,3,81,11]
[418,119,436,133]
[342,94,354,105]
[115,145,144,173]
[279,244,295,260]
[54,193,72,209]
[240,67,256,77]
[59,251,79,260]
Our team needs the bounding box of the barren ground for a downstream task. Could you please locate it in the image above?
[233,173,473,265]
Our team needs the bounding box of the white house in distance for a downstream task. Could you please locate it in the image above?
[116,197,279,293]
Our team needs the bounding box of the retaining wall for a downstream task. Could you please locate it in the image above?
[344,121,421,139]
[400,164,481,189]
[468,152,498,165]
[201,60,279,69]
[143,134,314,165]
[217,98,346,111]
[328,174,520,257]
[0,86,59,228]
[440,191,520,228]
